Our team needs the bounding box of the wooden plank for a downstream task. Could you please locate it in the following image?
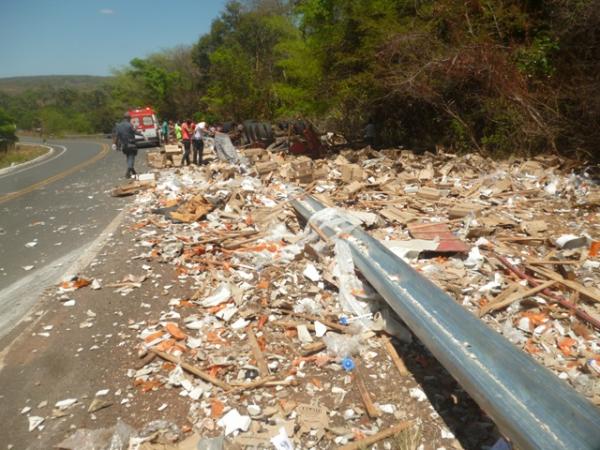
[528,265,600,303]
[338,421,413,450]
[528,259,580,266]
[497,237,546,242]
[247,329,269,377]
[479,280,555,315]
[381,336,408,376]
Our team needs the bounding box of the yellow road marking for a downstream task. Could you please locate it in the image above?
[0,143,110,205]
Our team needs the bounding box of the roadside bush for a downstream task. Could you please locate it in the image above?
[0,107,17,152]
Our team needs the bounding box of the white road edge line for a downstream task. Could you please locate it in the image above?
[0,143,68,179]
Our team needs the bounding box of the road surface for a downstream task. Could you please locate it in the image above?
[0,138,150,338]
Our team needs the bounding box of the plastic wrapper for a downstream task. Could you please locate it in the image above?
[322,332,362,358]
[197,435,225,450]
[333,239,374,329]
[56,419,135,450]
[214,132,240,164]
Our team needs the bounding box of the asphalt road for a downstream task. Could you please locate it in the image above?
[0,138,151,337]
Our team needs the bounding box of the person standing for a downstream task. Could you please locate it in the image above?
[181,119,192,166]
[175,121,182,142]
[168,120,175,142]
[113,112,141,179]
[192,121,205,165]
[364,119,376,148]
[161,120,169,145]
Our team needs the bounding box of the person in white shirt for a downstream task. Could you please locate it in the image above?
[192,121,206,165]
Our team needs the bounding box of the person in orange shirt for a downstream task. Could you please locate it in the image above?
[181,119,192,166]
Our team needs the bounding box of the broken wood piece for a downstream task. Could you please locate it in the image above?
[479,280,555,316]
[263,378,298,387]
[150,349,231,390]
[134,352,157,370]
[229,375,276,391]
[301,341,326,357]
[381,336,408,376]
[196,230,258,246]
[378,206,417,225]
[223,234,265,250]
[354,364,381,418]
[247,329,269,377]
[416,186,442,201]
[307,220,331,244]
[528,259,580,266]
[493,253,600,330]
[477,283,521,317]
[464,180,483,198]
[497,237,546,243]
[527,265,600,304]
[338,421,413,450]
[110,180,155,197]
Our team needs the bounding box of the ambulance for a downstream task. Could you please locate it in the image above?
[128,107,160,147]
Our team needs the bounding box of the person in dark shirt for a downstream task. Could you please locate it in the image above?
[113,113,141,179]
[364,119,376,148]
[161,120,169,145]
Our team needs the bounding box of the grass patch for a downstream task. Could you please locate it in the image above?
[0,144,48,169]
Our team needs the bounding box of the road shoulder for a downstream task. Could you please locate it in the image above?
[0,143,53,175]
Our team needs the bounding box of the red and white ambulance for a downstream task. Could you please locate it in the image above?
[128,107,160,147]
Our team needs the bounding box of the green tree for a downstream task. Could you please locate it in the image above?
[0,107,18,152]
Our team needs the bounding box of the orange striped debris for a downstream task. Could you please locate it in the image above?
[144,330,165,344]
[558,337,578,357]
[166,322,187,340]
[590,241,600,258]
[211,399,224,418]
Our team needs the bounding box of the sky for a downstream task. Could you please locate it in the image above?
[0,0,228,78]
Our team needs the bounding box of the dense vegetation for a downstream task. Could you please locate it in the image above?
[1,0,599,160]
[0,108,18,151]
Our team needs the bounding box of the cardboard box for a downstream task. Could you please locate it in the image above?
[379,206,417,224]
[146,151,164,169]
[291,157,313,175]
[255,161,278,175]
[164,144,181,154]
[289,156,315,182]
[340,164,363,183]
[448,203,482,218]
[243,148,268,162]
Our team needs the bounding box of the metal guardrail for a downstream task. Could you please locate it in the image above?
[291,195,600,450]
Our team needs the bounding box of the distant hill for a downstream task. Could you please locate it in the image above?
[0,75,110,95]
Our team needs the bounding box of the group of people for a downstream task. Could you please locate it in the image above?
[160,119,209,167]
[113,113,214,179]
